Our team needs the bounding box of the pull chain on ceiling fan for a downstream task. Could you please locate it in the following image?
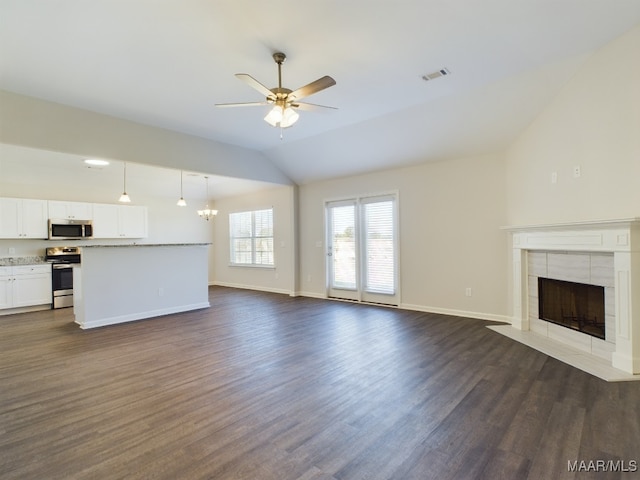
[215,52,337,131]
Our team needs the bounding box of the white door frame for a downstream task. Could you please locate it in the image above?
[325,193,400,306]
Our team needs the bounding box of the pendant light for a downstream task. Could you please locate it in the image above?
[118,162,131,203]
[177,170,187,206]
[197,176,218,221]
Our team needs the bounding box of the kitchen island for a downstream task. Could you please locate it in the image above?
[73,243,210,329]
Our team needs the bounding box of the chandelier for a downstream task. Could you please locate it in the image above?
[197,176,218,220]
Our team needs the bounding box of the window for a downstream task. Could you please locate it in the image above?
[229,208,274,266]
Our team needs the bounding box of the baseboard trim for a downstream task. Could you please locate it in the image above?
[400,303,511,324]
[0,304,52,316]
[295,291,327,299]
[77,302,211,329]
[211,284,510,323]
[212,281,294,297]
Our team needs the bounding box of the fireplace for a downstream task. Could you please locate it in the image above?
[538,277,605,340]
[504,218,640,375]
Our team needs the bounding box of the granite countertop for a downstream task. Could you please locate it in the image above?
[82,243,210,248]
[0,256,47,267]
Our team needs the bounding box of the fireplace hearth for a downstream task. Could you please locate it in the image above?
[538,277,605,340]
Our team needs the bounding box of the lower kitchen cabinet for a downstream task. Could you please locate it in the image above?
[0,265,52,311]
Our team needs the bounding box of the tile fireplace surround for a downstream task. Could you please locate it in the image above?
[499,218,640,381]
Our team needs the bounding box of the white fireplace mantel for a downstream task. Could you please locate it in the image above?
[503,218,640,375]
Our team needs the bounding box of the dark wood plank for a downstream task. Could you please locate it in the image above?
[1,286,639,479]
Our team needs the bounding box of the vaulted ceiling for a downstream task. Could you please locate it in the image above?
[1,1,640,186]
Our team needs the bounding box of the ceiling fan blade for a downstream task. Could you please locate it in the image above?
[288,76,336,101]
[292,102,338,112]
[215,101,268,108]
[235,73,274,99]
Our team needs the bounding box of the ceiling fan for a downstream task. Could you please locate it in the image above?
[215,52,336,129]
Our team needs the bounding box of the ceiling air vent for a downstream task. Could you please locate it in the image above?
[422,68,450,82]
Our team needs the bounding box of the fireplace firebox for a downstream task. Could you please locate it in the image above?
[538,277,605,340]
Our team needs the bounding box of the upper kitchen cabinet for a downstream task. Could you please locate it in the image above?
[48,201,93,220]
[0,198,48,239]
[92,204,148,238]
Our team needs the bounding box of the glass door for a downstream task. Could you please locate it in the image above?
[326,194,399,305]
[327,200,359,301]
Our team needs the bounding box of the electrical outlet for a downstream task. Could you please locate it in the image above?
[307,274,312,282]
[551,172,557,184]
[573,166,581,178]
[465,287,472,297]
[8,247,15,254]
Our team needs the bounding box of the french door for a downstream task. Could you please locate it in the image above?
[326,194,399,305]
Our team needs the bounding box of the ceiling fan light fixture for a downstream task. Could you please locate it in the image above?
[264,105,299,128]
[280,107,299,128]
[219,51,335,132]
[264,106,283,127]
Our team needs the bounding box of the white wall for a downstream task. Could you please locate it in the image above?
[506,25,640,225]
[298,154,509,320]
[502,25,640,320]
[0,90,293,186]
[212,185,297,294]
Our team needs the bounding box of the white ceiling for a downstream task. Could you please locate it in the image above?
[1,1,640,186]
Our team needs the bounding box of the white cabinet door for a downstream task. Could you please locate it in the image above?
[0,275,12,309]
[20,199,48,238]
[48,201,93,220]
[0,198,21,238]
[92,204,147,238]
[92,204,120,238]
[0,198,47,239]
[13,273,52,307]
[119,206,148,238]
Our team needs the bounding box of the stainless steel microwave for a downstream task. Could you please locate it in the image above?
[48,219,93,240]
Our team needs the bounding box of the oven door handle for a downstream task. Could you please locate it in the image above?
[52,264,74,270]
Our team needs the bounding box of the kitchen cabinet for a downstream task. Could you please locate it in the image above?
[48,201,93,220]
[0,198,48,239]
[0,264,52,311]
[92,204,148,238]
[0,270,11,310]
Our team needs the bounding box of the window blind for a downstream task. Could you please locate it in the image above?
[229,208,274,266]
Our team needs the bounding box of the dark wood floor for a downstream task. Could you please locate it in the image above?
[1,287,639,480]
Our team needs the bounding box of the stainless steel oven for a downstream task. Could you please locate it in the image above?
[45,246,81,309]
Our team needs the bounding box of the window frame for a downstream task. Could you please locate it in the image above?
[229,208,275,267]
